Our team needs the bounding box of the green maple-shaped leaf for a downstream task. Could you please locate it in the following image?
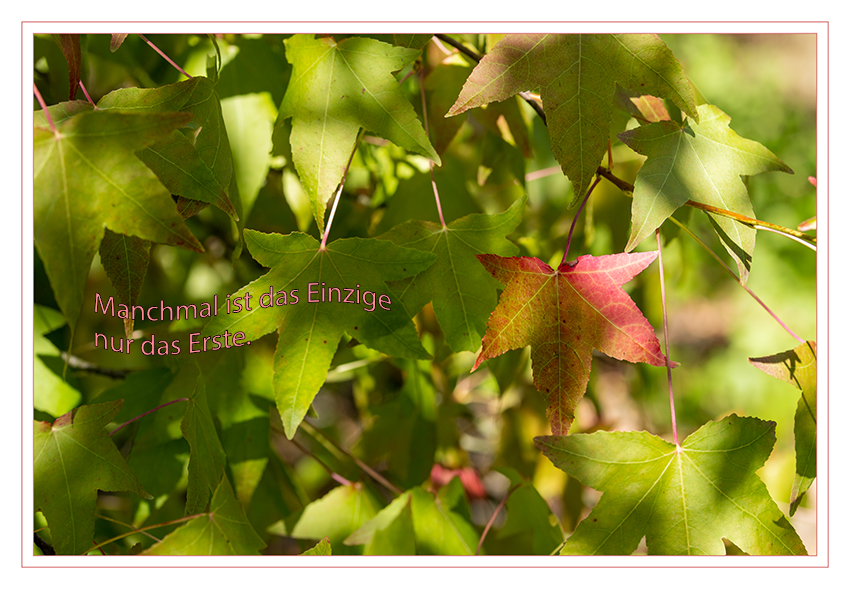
[344,491,417,555]
[473,251,668,435]
[98,77,238,220]
[278,35,439,231]
[750,341,817,515]
[379,196,525,352]
[143,475,266,555]
[34,108,202,328]
[290,483,381,554]
[447,34,697,202]
[203,230,435,438]
[182,380,227,515]
[619,103,792,282]
[34,400,151,555]
[536,414,807,555]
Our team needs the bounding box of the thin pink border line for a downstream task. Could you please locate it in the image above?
[24,24,827,569]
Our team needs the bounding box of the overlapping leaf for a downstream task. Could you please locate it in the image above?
[447,34,698,201]
[34,108,201,328]
[278,35,439,231]
[473,251,667,435]
[203,230,435,438]
[143,475,266,555]
[620,104,792,282]
[536,414,807,555]
[379,196,525,352]
[34,401,151,555]
[750,341,817,515]
[34,305,81,417]
[182,380,227,515]
[290,483,381,554]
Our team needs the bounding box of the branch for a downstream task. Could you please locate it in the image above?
[60,352,133,379]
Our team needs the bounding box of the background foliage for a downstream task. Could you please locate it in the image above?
[32,32,816,556]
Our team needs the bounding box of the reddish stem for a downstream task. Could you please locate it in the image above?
[110,398,189,436]
[138,34,192,79]
[418,68,446,228]
[476,484,520,555]
[656,229,679,446]
[319,134,361,250]
[561,177,601,266]
[33,83,59,138]
[79,81,96,107]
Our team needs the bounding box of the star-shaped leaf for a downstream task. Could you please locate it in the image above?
[447,34,697,202]
[536,414,808,555]
[750,341,817,515]
[619,104,792,282]
[378,196,525,352]
[203,230,435,438]
[34,400,151,555]
[143,475,266,555]
[473,251,667,435]
[181,380,226,515]
[278,35,439,231]
[34,108,202,328]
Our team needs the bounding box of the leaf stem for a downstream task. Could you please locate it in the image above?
[320,133,362,250]
[78,81,96,107]
[301,421,402,496]
[288,436,353,487]
[109,398,189,436]
[33,83,59,138]
[83,513,207,555]
[137,34,192,79]
[656,229,679,446]
[669,217,806,344]
[475,484,520,555]
[418,68,447,228]
[596,167,816,250]
[95,513,161,543]
[561,176,601,266]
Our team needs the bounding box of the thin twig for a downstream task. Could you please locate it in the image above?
[289,437,353,487]
[476,484,520,555]
[596,166,816,249]
[79,81,96,107]
[96,513,161,543]
[301,422,402,496]
[110,398,189,436]
[33,83,59,138]
[137,34,192,79]
[84,513,206,555]
[60,352,133,379]
[656,229,678,446]
[669,217,806,344]
[33,533,55,555]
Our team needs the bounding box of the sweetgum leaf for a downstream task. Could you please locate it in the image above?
[301,537,333,555]
[343,492,417,555]
[473,251,667,435]
[619,104,792,282]
[278,35,439,231]
[98,77,238,220]
[378,196,525,352]
[536,414,807,555]
[750,341,817,515]
[34,109,202,328]
[203,230,435,438]
[290,483,381,554]
[182,380,227,515]
[34,400,151,555]
[143,475,265,555]
[99,230,151,339]
[447,34,697,201]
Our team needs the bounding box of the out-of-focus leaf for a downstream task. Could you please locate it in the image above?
[301,537,332,555]
[344,492,416,555]
[290,483,381,554]
[53,34,81,100]
[34,304,81,417]
[182,380,226,514]
[110,34,128,52]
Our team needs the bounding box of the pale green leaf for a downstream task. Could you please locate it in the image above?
[278,35,439,231]
[536,414,807,555]
[34,305,81,417]
[290,483,381,554]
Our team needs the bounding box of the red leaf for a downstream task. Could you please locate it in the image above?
[473,252,668,435]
